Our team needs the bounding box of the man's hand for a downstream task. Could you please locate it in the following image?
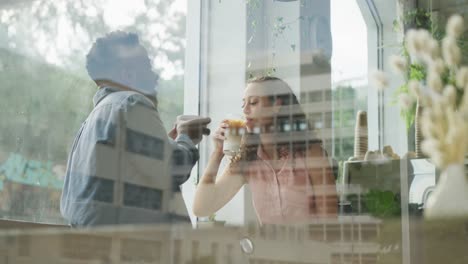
[168,124,177,140]
[176,117,211,144]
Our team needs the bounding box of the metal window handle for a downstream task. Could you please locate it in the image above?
[239,237,254,254]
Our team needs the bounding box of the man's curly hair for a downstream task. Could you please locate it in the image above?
[86,31,158,95]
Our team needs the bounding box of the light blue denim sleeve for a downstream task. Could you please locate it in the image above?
[125,93,199,192]
[169,134,199,192]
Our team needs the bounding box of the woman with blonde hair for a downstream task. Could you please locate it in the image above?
[193,76,337,225]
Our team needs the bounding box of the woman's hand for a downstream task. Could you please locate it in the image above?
[212,120,229,155]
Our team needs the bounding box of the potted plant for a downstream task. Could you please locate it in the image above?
[391,14,468,219]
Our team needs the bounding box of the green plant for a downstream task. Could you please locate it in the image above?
[363,189,401,218]
[392,9,439,130]
[392,9,468,130]
[391,64,426,130]
[345,190,401,218]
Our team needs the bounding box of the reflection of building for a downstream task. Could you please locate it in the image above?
[0,216,382,264]
[246,217,381,264]
[0,225,247,264]
[329,81,367,161]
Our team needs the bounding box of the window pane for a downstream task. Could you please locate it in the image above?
[0,0,186,223]
[0,0,468,263]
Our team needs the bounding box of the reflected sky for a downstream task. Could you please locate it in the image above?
[331,0,368,83]
[0,0,187,80]
[0,0,365,82]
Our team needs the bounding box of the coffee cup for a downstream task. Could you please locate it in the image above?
[223,119,246,156]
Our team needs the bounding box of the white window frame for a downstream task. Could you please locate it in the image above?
[357,1,412,263]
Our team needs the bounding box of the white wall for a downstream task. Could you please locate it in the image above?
[182,0,202,226]
[356,0,408,156]
[199,0,248,225]
[380,0,408,156]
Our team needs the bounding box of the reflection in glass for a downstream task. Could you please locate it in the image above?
[194,76,338,225]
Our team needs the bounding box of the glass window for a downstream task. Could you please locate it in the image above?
[1,0,468,263]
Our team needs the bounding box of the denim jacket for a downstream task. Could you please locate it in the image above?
[60,87,198,226]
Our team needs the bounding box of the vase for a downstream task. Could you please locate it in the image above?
[425,164,468,219]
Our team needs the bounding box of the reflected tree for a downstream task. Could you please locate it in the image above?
[0,0,186,222]
[0,0,186,77]
[0,0,186,163]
